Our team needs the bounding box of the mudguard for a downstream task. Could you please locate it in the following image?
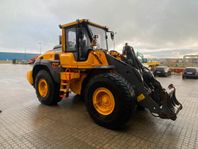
[32,59,61,84]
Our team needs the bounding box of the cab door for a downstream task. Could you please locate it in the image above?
[64,25,92,61]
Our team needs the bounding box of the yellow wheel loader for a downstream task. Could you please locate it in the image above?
[27,19,182,129]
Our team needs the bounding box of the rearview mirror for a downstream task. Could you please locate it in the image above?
[110,32,114,40]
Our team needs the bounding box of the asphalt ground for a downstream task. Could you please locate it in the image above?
[0,64,198,149]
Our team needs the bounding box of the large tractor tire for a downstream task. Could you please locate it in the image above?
[85,73,135,129]
[35,70,60,105]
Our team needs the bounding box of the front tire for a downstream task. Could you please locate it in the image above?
[84,73,135,129]
[35,70,60,105]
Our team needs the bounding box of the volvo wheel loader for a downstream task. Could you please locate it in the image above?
[27,19,182,129]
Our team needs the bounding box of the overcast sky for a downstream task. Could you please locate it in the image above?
[0,0,198,57]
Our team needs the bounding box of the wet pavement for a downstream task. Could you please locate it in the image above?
[0,64,198,149]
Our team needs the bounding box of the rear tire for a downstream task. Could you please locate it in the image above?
[84,73,135,129]
[35,70,60,105]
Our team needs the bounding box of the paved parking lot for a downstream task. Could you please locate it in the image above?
[0,64,198,149]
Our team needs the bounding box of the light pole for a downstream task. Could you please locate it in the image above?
[24,48,27,60]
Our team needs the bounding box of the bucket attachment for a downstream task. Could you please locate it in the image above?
[138,84,183,121]
[159,84,182,120]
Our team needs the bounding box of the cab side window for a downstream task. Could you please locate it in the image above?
[66,27,77,52]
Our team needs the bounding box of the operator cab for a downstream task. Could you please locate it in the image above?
[59,19,113,61]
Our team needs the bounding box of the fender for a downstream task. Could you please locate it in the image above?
[33,59,61,84]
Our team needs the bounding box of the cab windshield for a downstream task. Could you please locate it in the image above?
[88,25,107,50]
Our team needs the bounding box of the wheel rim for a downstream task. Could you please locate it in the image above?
[92,87,115,116]
[38,79,48,97]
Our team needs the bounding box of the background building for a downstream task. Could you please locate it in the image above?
[0,52,38,61]
[183,55,198,67]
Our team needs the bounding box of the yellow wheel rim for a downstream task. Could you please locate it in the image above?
[38,79,48,97]
[93,87,115,116]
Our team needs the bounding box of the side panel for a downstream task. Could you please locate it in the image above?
[60,50,109,69]
[59,50,113,94]
[70,74,87,94]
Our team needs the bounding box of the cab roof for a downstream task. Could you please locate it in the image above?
[59,19,108,31]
